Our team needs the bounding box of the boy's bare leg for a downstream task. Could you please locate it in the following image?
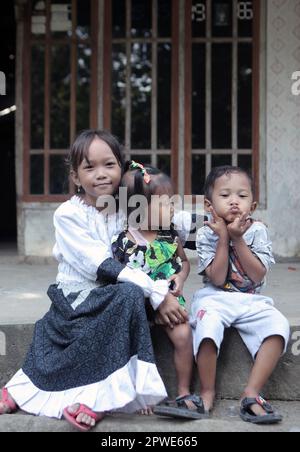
[197,339,218,412]
[140,407,154,416]
[241,335,284,416]
[165,323,194,400]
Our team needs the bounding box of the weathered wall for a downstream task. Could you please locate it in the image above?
[257,0,300,257]
[22,204,57,257]
[15,0,300,258]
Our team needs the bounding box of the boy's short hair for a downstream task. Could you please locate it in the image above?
[204,166,255,201]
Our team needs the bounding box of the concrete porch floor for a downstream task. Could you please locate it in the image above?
[0,251,299,326]
[0,247,299,432]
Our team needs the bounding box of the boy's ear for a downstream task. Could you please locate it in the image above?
[251,201,258,214]
[70,170,80,188]
[204,198,212,212]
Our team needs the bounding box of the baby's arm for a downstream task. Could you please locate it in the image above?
[169,241,190,297]
[177,241,190,281]
[54,208,169,309]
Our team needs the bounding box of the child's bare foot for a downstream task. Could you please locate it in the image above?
[0,388,17,414]
[240,391,270,417]
[67,404,97,427]
[240,391,283,424]
[177,393,195,410]
[63,404,104,431]
[139,406,154,416]
[200,389,215,413]
[153,394,207,419]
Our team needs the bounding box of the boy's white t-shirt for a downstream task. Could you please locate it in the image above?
[196,221,275,294]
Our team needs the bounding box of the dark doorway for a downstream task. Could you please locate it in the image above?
[0,2,16,243]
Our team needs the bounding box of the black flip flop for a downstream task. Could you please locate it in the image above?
[240,396,283,425]
[153,394,209,420]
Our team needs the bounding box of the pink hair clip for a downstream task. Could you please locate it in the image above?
[130,161,151,184]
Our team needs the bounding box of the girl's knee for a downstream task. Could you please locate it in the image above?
[170,323,192,348]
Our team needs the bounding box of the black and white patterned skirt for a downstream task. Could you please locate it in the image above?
[6,282,167,418]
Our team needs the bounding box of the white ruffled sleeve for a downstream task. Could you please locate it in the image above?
[117,267,169,310]
[53,205,114,282]
[173,211,192,244]
[54,202,169,307]
[173,211,203,249]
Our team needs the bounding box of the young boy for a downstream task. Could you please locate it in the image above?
[191,166,290,424]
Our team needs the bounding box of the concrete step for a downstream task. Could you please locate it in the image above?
[0,400,300,432]
[0,324,299,401]
[152,326,300,401]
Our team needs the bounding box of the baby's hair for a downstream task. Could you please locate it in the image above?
[122,161,173,204]
[204,166,255,201]
[66,129,125,173]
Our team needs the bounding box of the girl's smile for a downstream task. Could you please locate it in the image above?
[71,137,122,207]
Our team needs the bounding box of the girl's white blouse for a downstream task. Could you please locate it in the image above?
[53,196,125,285]
[53,196,191,283]
[5,197,193,419]
[52,196,192,309]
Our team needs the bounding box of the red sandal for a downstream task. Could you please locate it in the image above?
[0,388,18,414]
[63,404,104,432]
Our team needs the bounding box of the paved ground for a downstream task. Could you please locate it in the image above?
[0,400,299,432]
[0,249,299,432]
[0,256,299,325]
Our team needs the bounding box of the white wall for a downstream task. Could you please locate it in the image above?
[22,204,57,257]
[257,0,300,257]
[17,0,300,258]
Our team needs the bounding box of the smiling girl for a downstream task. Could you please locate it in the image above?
[0,130,178,431]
